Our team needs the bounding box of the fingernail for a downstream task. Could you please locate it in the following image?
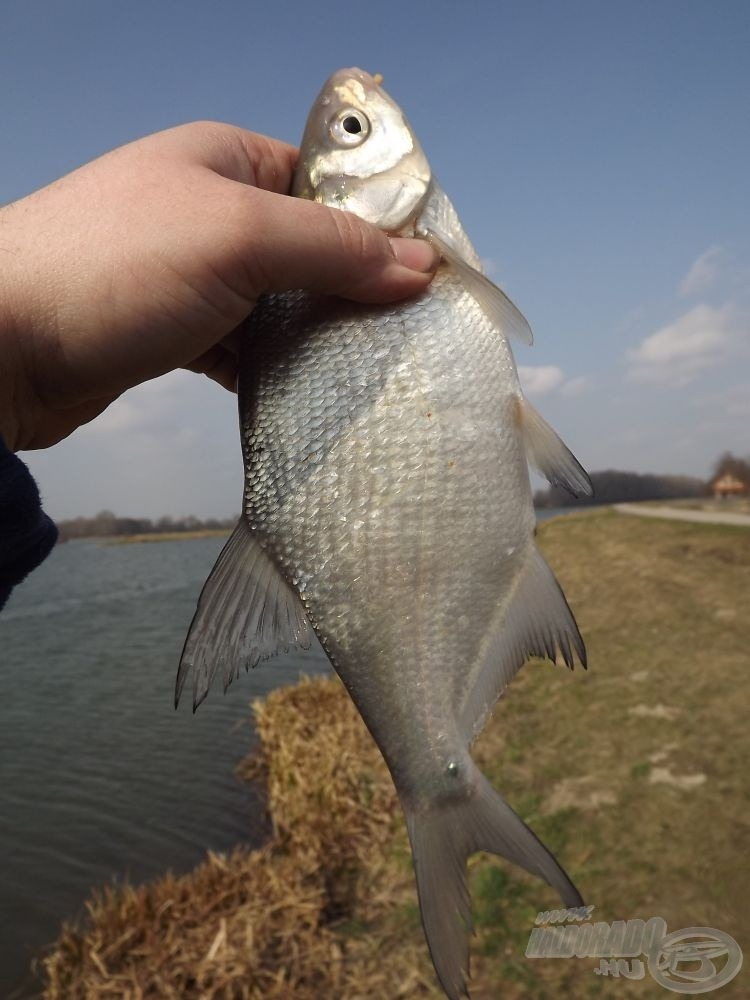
[389,237,438,273]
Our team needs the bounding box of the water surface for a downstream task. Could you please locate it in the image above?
[1,536,330,996]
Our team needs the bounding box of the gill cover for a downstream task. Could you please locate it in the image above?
[292,68,431,232]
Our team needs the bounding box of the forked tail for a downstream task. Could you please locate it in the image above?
[405,769,582,1000]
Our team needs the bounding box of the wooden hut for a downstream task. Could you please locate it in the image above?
[712,473,748,499]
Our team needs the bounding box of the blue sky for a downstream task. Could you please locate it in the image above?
[3,0,748,518]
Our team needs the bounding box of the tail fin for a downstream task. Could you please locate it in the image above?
[405,770,582,1000]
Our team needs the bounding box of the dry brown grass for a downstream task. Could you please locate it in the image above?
[106,530,231,545]
[42,510,750,999]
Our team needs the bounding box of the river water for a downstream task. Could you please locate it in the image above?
[1,510,567,995]
[1,535,331,997]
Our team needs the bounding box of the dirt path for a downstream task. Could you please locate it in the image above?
[614,502,750,527]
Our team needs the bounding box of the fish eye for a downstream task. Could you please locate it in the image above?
[330,108,371,147]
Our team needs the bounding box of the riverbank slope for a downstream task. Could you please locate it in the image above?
[42,509,750,998]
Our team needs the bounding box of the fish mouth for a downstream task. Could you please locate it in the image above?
[326,66,381,92]
[320,67,386,119]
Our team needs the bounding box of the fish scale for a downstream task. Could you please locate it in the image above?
[242,275,520,688]
[178,67,593,1000]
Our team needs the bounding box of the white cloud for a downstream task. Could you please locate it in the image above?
[679,246,722,297]
[518,366,591,398]
[627,304,737,385]
[559,375,590,398]
[518,365,565,395]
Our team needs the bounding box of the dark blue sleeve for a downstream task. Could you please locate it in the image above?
[0,438,58,610]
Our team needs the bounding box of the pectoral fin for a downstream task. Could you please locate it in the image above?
[424,229,534,345]
[175,517,311,711]
[516,397,593,498]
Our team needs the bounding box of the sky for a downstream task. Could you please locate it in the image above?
[2,0,748,519]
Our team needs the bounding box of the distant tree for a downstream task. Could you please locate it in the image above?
[114,517,153,535]
[534,469,708,508]
[56,510,239,542]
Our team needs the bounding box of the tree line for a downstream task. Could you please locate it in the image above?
[56,454,749,537]
[534,452,748,509]
[534,470,707,509]
[57,512,237,542]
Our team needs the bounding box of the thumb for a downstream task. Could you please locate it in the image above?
[231,185,438,302]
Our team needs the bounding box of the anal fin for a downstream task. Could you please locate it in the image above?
[517,397,593,498]
[175,517,311,711]
[460,546,587,742]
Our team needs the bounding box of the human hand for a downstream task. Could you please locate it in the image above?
[0,122,437,451]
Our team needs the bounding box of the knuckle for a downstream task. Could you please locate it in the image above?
[328,209,383,262]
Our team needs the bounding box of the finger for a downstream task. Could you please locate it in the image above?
[138,123,438,302]
[230,186,439,303]
[23,394,119,450]
[219,328,242,356]
[145,121,299,193]
[183,345,239,392]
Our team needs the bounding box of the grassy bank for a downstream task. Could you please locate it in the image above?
[639,496,750,515]
[42,510,750,998]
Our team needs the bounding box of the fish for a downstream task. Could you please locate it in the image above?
[176,67,593,999]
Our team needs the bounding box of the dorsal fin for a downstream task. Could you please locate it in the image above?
[175,518,312,711]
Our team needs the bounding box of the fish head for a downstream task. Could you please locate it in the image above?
[292,67,431,233]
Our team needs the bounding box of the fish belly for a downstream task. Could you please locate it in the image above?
[240,269,533,790]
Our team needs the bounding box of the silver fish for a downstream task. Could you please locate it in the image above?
[177,68,593,999]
